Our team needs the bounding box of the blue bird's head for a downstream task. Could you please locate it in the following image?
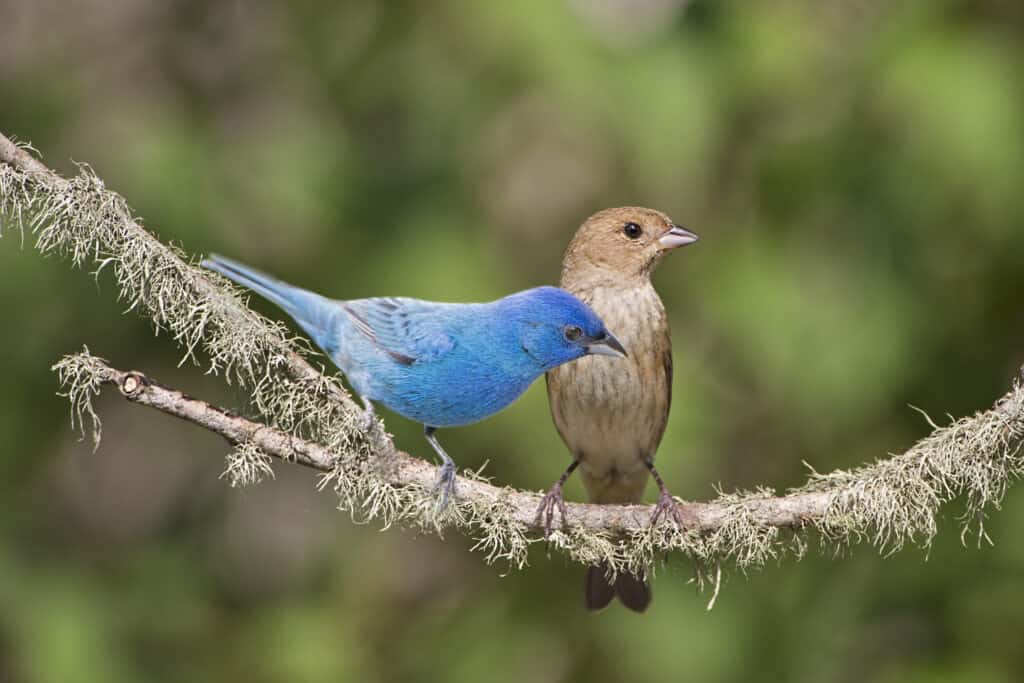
[508,287,627,371]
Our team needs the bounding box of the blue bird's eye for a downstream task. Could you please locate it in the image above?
[563,325,583,342]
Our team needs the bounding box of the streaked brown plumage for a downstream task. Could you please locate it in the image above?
[542,206,698,612]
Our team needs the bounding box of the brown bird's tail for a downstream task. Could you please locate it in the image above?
[585,562,651,613]
[580,472,654,612]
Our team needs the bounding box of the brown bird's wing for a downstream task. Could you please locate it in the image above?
[661,341,673,427]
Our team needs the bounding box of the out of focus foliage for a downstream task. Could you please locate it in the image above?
[2,1,1024,681]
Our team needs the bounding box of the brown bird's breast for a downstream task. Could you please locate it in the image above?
[546,284,672,503]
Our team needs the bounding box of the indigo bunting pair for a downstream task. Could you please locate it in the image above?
[202,255,625,507]
[205,205,696,614]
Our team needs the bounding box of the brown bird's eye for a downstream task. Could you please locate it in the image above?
[563,325,583,342]
[623,222,642,239]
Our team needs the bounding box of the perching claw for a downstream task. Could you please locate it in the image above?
[651,488,687,527]
[646,459,695,528]
[535,460,579,539]
[358,394,377,433]
[424,426,457,511]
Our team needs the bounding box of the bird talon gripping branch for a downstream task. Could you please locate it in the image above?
[535,459,578,538]
[358,396,377,433]
[535,485,569,540]
[431,458,457,511]
[650,490,686,528]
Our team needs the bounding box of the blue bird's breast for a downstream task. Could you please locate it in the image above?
[379,352,537,428]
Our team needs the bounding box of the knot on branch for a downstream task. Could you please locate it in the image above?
[120,371,147,398]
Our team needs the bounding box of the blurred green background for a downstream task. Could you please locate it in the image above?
[3,1,1024,681]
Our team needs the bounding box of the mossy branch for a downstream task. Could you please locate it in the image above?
[4,132,1024,588]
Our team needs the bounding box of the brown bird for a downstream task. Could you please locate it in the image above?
[542,207,698,612]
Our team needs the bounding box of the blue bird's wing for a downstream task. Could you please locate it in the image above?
[341,297,457,366]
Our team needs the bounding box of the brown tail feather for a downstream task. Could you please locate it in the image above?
[615,570,652,612]
[585,563,651,613]
[585,564,616,611]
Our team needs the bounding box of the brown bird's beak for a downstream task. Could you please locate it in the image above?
[658,224,699,250]
[583,331,628,359]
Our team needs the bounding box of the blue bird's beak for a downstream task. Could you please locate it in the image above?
[658,224,699,250]
[584,332,628,359]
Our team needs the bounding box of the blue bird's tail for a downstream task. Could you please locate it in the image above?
[202,254,338,348]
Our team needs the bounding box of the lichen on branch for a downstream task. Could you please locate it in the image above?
[5,132,1024,592]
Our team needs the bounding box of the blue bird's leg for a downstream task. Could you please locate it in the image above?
[424,427,456,510]
[536,459,579,539]
[358,394,377,432]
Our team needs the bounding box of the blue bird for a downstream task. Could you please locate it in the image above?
[202,255,627,508]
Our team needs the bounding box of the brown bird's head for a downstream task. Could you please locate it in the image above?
[561,207,698,283]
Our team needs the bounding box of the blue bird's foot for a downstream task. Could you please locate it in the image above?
[424,426,457,511]
[431,459,457,511]
[358,395,377,433]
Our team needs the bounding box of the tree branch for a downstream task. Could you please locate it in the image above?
[5,130,1024,583]
[63,354,835,535]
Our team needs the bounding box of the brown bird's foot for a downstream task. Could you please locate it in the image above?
[650,489,689,528]
[645,460,697,529]
[650,489,700,529]
[536,485,569,540]
[536,460,580,539]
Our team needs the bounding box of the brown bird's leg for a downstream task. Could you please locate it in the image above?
[646,459,690,528]
[536,460,579,539]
